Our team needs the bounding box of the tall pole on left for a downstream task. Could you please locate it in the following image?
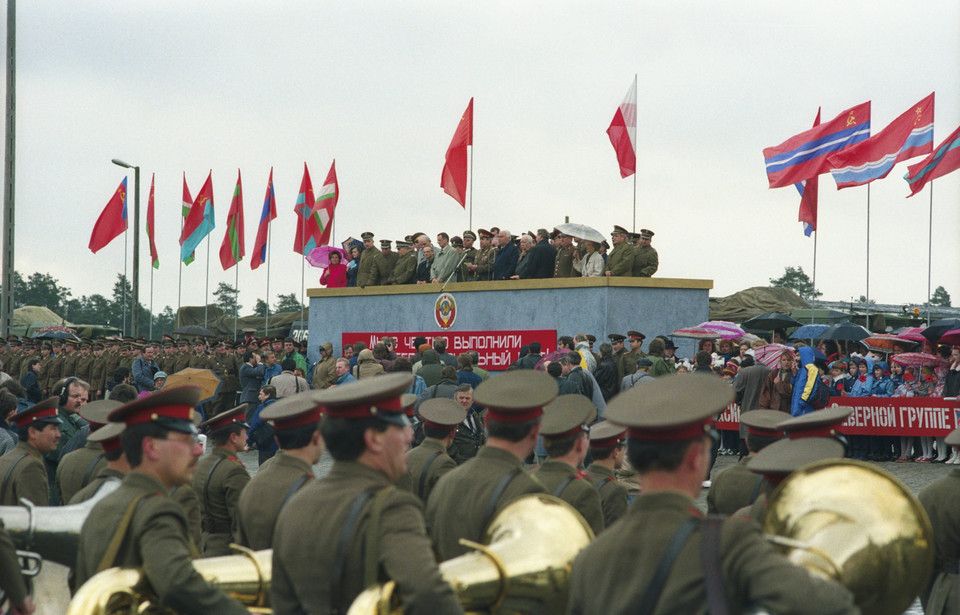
[112,159,140,335]
[0,0,16,337]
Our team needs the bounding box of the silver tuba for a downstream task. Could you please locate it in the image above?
[763,459,934,615]
[349,493,594,615]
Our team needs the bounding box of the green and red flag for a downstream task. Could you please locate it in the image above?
[219,170,245,270]
[181,174,196,266]
[314,159,338,247]
[147,173,159,268]
[180,171,215,262]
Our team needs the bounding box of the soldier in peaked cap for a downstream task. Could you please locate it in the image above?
[68,419,128,504]
[56,399,123,504]
[0,399,63,506]
[357,231,387,287]
[236,391,324,550]
[567,374,858,615]
[584,420,629,527]
[396,398,464,502]
[74,388,248,614]
[469,228,497,281]
[632,228,658,278]
[617,330,645,378]
[707,410,784,515]
[918,426,960,614]
[604,225,634,277]
[426,370,554,561]
[190,405,250,557]
[272,373,462,615]
[608,333,628,380]
[380,239,399,281]
[531,394,604,535]
[390,239,418,285]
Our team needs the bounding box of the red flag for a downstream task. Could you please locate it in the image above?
[251,168,277,270]
[798,109,821,236]
[180,172,215,262]
[440,98,473,208]
[146,174,159,268]
[904,122,960,197]
[315,160,338,247]
[293,163,322,255]
[219,170,245,270]
[89,178,128,254]
[181,174,196,265]
[607,76,637,178]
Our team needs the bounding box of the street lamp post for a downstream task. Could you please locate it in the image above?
[111,159,139,337]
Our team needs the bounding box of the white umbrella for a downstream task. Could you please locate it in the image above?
[555,223,605,243]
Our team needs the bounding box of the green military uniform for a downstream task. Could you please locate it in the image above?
[61,348,80,379]
[397,438,457,502]
[4,346,20,381]
[554,243,575,277]
[188,350,212,370]
[272,461,461,614]
[74,472,248,614]
[706,456,765,515]
[0,521,27,609]
[459,246,479,282]
[76,349,95,384]
[210,352,233,415]
[357,245,386,286]
[380,244,399,281]
[90,351,108,398]
[919,467,960,613]
[312,353,337,390]
[170,483,203,550]
[172,347,193,373]
[531,460,604,535]
[427,445,546,560]
[618,349,640,378]
[632,244,659,277]
[68,467,124,504]
[46,352,64,387]
[390,250,418,284]
[55,440,107,504]
[584,462,629,528]
[604,242,634,276]
[38,351,55,394]
[191,446,250,557]
[567,490,858,615]
[474,245,496,281]
[236,451,314,550]
[101,348,121,386]
[0,441,50,506]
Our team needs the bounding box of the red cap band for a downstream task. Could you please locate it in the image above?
[747,426,783,438]
[590,435,624,449]
[11,405,60,428]
[124,404,194,428]
[787,427,837,440]
[485,407,543,424]
[627,418,713,442]
[546,424,586,440]
[423,419,457,436]
[326,396,404,420]
[273,407,323,431]
[100,436,122,453]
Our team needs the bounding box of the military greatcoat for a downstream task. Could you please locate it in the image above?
[236,451,314,550]
[396,438,457,503]
[56,440,107,504]
[0,441,49,506]
[531,460,604,536]
[190,447,250,557]
[919,467,960,614]
[707,456,765,515]
[584,463,629,528]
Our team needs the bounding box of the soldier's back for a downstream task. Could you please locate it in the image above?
[398,439,456,502]
[236,451,313,550]
[0,441,49,506]
[707,456,764,515]
[191,447,249,556]
[531,460,604,535]
[584,463,628,528]
[56,442,106,504]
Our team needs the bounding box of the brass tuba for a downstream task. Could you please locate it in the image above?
[66,545,272,615]
[349,493,594,615]
[763,459,934,615]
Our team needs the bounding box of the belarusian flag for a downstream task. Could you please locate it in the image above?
[181,174,195,265]
[219,170,245,270]
[314,159,338,247]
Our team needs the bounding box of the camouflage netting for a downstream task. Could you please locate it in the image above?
[708,287,810,322]
[175,305,309,339]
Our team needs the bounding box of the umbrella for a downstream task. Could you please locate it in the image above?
[306,246,346,268]
[922,318,960,342]
[863,334,918,353]
[938,329,960,346]
[789,324,830,340]
[697,321,745,340]
[534,349,570,371]
[820,321,871,342]
[741,312,802,330]
[554,223,605,244]
[752,343,796,369]
[894,327,928,342]
[162,368,222,404]
[172,325,216,338]
[890,352,947,368]
[31,326,81,342]
[670,327,719,340]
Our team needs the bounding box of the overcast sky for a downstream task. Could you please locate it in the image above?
[4,1,959,321]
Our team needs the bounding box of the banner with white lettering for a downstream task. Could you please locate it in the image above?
[341,330,558,371]
[715,397,960,436]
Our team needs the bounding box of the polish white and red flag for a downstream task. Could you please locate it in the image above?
[607,76,637,178]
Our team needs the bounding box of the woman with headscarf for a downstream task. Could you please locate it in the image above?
[572,241,604,277]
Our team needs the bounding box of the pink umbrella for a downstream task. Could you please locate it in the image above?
[671,327,719,340]
[697,320,746,340]
[938,329,960,345]
[752,343,796,370]
[890,352,947,367]
[896,327,928,342]
[306,246,346,268]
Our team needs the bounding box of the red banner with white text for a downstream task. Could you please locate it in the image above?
[341,330,558,371]
[715,397,960,436]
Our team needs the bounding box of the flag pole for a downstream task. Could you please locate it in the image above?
[177,213,183,329]
[233,265,238,341]
[123,226,128,336]
[811,230,817,325]
[265,224,271,336]
[927,182,933,326]
[468,133,474,231]
[632,73,638,232]
[204,236,210,328]
[149,263,154,339]
[300,208,305,328]
[865,184,870,330]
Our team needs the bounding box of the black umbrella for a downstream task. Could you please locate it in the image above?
[741,312,802,331]
[172,325,216,338]
[31,329,81,342]
[921,318,960,343]
[819,321,871,342]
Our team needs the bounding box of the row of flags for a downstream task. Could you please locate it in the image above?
[88,161,339,272]
[762,92,960,235]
